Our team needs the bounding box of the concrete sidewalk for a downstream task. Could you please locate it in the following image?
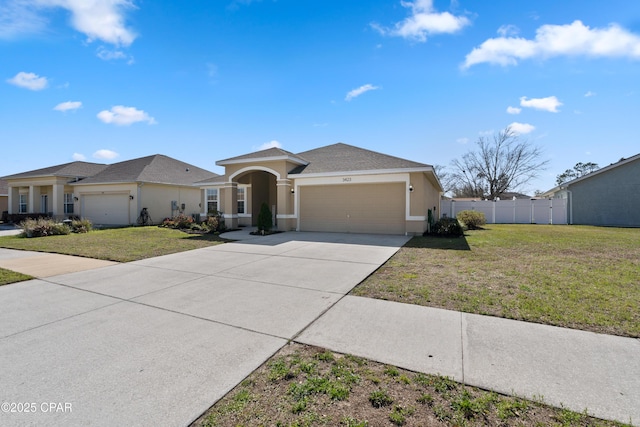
[1,230,637,425]
[297,295,640,424]
[0,248,118,277]
[0,232,409,427]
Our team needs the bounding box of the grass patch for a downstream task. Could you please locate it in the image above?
[352,225,640,337]
[0,226,227,263]
[192,343,629,427]
[0,267,33,286]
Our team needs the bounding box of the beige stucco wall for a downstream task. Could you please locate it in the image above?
[139,183,201,223]
[0,196,7,213]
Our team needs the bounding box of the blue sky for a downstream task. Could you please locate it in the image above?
[2,0,639,193]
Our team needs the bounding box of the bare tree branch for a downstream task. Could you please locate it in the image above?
[449,126,549,199]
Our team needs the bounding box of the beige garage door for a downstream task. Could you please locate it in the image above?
[299,183,405,234]
[82,194,130,225]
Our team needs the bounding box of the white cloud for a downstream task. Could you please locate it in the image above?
[508,122,535,135]
[520,96,562,112]
[584,91,596,97]
[72,152,86,161]
[345,84,380,101]
[1,0,136,46]
[506,106,521,114]
[371,0,470,42]
[256,140,282,151]
[497,24,519,37]
[93,149,119,160]
[97,105,156,126]
[456,137,469,144]
[96,46,133,63]
[6,71,48,90]
[0,0,48,39]
[54,101,82,112]
[463,20,640,68]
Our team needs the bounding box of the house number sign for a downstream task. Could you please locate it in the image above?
[342,177,352,182]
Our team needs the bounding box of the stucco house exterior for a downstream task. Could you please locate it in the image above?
[2,155,218,226]
[541,153,640,227]
[3,143,442,234]
[199,143,442,235]
[0,179,8,219]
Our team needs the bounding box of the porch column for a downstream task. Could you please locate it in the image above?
[52,184,65,218]
[9,186,19,214]
[28,186,36,214]
[276,179,294,231]
[222,182,238,229]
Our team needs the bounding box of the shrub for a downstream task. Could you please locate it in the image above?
[205,212,226,233]
[162,214,193,229]
[457,210,486,230]
[71,218,93,233]
[425,217,463,237]
[257,202,272,232]
[20,218,71,238]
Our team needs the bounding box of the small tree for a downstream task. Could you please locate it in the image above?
[450,126,549,200]
[257,202,272,232]
[556,162,600,185]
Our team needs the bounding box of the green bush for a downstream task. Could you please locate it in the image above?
[257,202,272,232]
[162,213,193,229]
[205,212,226,233]
[20,218,71,238]
[71,218,93,233]
[425,217,463,237]
[457,210,486,230]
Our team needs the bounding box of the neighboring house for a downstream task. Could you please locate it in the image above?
[3,155,218,226]
[541,153,640,227]
[0,179,8,218]
[199,143,442,235]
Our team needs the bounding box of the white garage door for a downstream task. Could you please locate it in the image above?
[299,183,405,234]
[82,194,130,225]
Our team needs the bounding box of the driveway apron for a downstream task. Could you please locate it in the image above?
[0,232,408,427]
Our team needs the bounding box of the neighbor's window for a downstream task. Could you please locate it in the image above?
[206,188,218,214]
[64,193,74,214]
[19,194,27,213]
[237,187,245,214]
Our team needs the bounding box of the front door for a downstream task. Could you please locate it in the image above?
[41,195,48,214]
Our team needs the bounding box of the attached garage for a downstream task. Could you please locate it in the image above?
[82,193,130,225]
[299,183,406,234]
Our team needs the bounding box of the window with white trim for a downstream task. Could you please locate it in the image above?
[64,193,74,214]
[206,189,218,214]
[237,187,245,214]
[19,194,27,213]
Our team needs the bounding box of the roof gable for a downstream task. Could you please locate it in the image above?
[1,161,107,181]
[290,143,430,175]
[74,155,219,186]
[216,147,308,166]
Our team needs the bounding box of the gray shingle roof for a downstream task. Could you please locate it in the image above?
[1,161,108,180]
[289,143,430,175]
[74,154,219,186]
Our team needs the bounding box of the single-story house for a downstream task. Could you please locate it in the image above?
[2,155,219,225]
[541,153,640,227]
[3,143,442,234]
[198,143,442,235]
[0,179,8,219]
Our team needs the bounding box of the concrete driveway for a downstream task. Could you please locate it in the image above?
[0,231,408,427]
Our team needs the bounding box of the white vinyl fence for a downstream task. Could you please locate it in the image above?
[441,199,568,225]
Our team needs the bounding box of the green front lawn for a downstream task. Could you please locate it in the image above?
[352,225,640,337]
[0,268,33,286]
[0,226,226,263]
